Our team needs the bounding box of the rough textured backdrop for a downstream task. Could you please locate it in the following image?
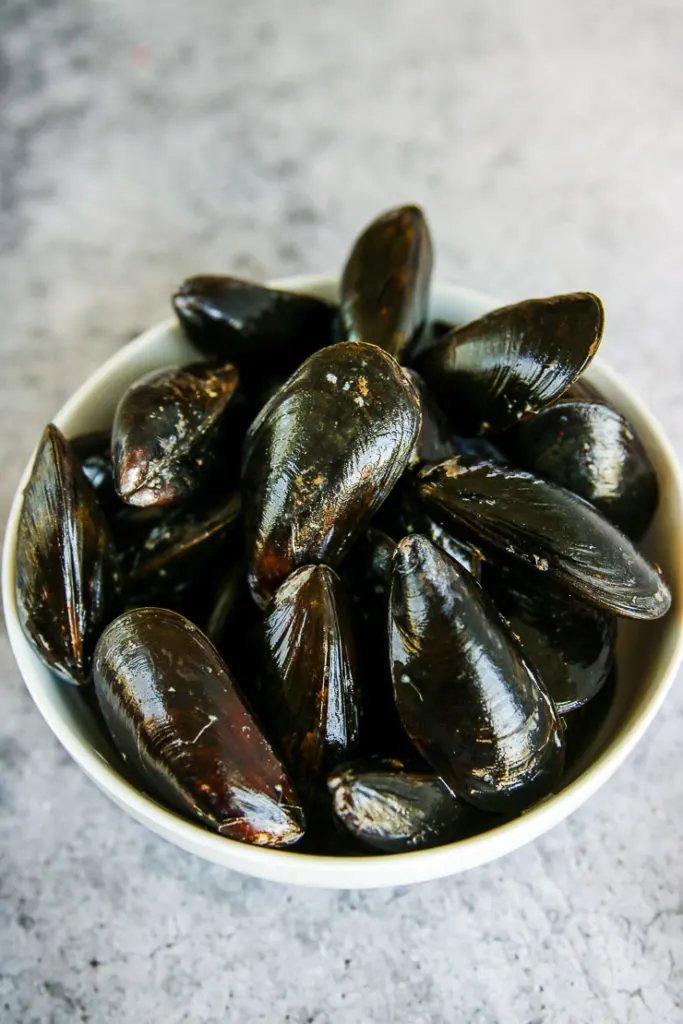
[1,2,683,1022]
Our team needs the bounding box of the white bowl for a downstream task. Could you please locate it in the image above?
[3,276,683,889]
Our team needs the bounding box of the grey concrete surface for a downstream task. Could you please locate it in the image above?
[1,2,683,1021]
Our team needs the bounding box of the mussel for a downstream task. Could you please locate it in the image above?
[93,607,305,846]
[405,369,455,469]
[70,430,117,509]
[500,399,658,541]
[483,563,616,713]
[15,424,118,685]
[340,204,433,361]
[415,293,604,435]
[263,565,361,799]
[242,341,421,608]
[419,457,670,619]
[328,757,470,852]
[390,535,565,812]
[398,490,482,579]
[113,362,239,507]
[173,275,336,376]
[123,488,241,602]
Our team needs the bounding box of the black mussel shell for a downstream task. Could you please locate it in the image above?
[93,607,305,846]
[173,275,336,375]
[70,430,118,511]
[390,535,565,813]
[419,457,671,620]
[113,362,239,507]
[263,566,361,798]
[483,562,616,713]
[340,205,433,361]
[501,399,658,542]
[562,666,617,777]
[16,424,118,685]
[399,489,482,579]
[123,488,241,601]
[415,293,604,435]
[340,529,417,761]
[242,341,422,608]
[405,370,455,469]
[452,433,508,464]
[328,757,471,853]
[342,526,396,603]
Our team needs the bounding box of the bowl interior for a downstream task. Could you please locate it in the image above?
[3,275,683,889]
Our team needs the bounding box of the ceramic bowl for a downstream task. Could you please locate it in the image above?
[3,275,683,889]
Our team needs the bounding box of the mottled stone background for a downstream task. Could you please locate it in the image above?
[1,2,682,1022]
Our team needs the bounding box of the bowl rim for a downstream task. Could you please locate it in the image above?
[3,273,683,889]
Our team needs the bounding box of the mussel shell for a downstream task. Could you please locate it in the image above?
[501,399,658,541]
[399,489,482,579]
[242,341,422,608]
[15,424,118,685]
[340,205,433,361]
[405,370,455,468]
[123,488,241,600]
[93,607,305,846]
[172,275,336,375]
[70,430,118,512]
[340,529,418,761]
[483,562,616,713]
[562,665,617,776]
[328,757,470,853]
[113,361,239,507]
[263,565,361,796]
[415,293,604,435]
[390,535,565,813]
[419,457,671,620]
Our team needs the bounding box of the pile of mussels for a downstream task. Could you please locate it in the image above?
[15,205,671,855]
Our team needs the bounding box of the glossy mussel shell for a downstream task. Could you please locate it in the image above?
[328,757,469,853]
[419,456,670,619]
[263,565,361,796]
[501,399,658,541]
[390,535,565,813]
[483,563,616,714]
[173,275,336,374]
[113,362,239,507]
[340,205,433,361]
[15,424,118,685]
[242,341,421,608]
[93,607,305,847]
[415,293,604,435]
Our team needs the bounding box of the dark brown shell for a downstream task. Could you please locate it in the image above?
[93,607,305,846]
[483,562,616,713]
[242,341,422,608]
[419,456,670,620]
[340,205,433,360]
[172,275,336,375]
[390,535,565,813]
[15,424,118,685]
[501,399,659,541]
[399,490,482,579]
[123,488,241,601]
[405,369,456,468]
[70,430,117,511]
[415,293,604,435]
[328,757,470,852]
[113,362,239,507]
[263,565,361,796]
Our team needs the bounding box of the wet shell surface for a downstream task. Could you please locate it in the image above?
[419,456,670,620]
[390,535,565,813]
[15,424,118,685]
[93,607,305,847]
[242,341,421,607]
